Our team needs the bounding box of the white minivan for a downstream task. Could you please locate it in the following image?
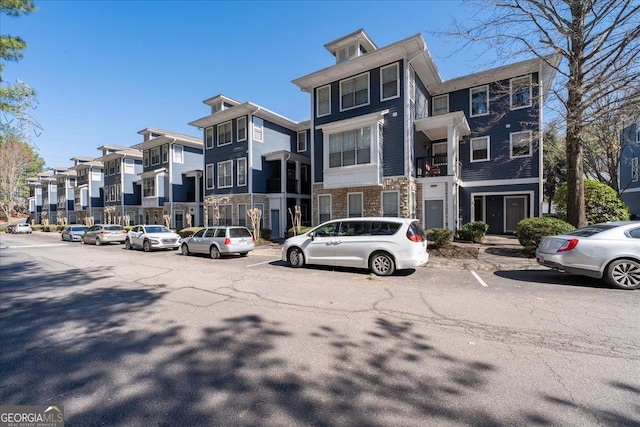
[281,217,429,276]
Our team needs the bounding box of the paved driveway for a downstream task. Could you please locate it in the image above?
[1,232,639,426]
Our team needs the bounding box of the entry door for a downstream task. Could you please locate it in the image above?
[505,196,526,233]
[424,200,444,229]
[271,209,280,238]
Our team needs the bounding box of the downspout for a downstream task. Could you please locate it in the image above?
[249,107,262,213]
[406,51,424,219]
[120,155,125,223]
[169,138,176,228]
[538,62,544,218]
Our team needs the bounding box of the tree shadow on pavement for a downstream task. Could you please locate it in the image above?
[2,257,636,425]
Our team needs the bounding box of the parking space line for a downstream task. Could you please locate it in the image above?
[2,244,67,249]
[246,259,280,268]
[471,270,489,287]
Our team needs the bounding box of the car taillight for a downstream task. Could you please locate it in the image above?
[224,238,231,245]
[100,231,108,234]
[407,235,422,242]
[556,238,579,252]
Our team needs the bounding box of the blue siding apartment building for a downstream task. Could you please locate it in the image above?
[132,128,204,229]
[292,29,558,233]
[95,145,144,225]
[620,121,640,218]
[189,95,311,238]
[69,156,104,225]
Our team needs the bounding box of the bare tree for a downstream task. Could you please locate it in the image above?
[583,86,640,192]
[448,0,640,227]
[0,137,33,221]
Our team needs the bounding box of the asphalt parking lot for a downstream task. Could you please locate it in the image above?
[2,231,639,426]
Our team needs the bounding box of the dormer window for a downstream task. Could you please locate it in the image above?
[211,102,222,114]
[336,43,358,63]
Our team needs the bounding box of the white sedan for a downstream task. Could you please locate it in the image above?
[536,221,640,290]
[125,225,181,252]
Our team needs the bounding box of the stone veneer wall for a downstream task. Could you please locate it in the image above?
[204,194,270,227]
[312,177,413,225]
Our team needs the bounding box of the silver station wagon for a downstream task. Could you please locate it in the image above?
[282,217,429,276]
[181,226,255,258]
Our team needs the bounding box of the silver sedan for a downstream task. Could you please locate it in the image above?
[536,221,640,290]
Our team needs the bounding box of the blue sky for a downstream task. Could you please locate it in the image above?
[3,0,489,168]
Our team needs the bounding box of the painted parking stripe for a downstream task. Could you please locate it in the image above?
[2,243,67,249]
[471,270,489,287]
[246,259,280,268]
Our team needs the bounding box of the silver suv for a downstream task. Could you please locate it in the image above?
[282,217,428,276]
[181,226,255,258]
[125,225,181,252]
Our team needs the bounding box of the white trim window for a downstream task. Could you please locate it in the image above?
[337,42,358,63]
[116,159,121,174]
[173,144,184,164]
[143,151,149,167]
[382,191,399,217]
[409,66,416,103]
[116,184,121,201]
[347,192,363,218]
[471,136,490,162]
[205,127,214,149]
[253,117,264,142]
[162,144,169,163]
[470,85,489,117]
[218,204,232,226]
[151,147,161,166]
[432,94,449,116]
[297,131,307,152]
[632,157,639,182]
[510,131,533,158]
[143,177,155,197]
[108,160,116,176]
[238,203,247,227]
[316,85,331,117]
[510,75,532,109]
[124,158,135,174]
[340,73,369,111]
[318,194,331,223]
[217,160,233,188]
[329,126,371,168]
[217,121,232,146]
[380,62,399,101]
[237,116,247,142]
[237,157,247,187]
[205,164,214,189]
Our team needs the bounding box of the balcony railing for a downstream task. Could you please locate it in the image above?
[267,178,299,193]
[415,155,448,177]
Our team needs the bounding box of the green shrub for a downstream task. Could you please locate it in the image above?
[32,225,43,231]
[553,179,630,224]
[287,226,312,237]
[426,228,454,248]
[178,226,202,238]
[516,217,575,255]
[456,221,489,243]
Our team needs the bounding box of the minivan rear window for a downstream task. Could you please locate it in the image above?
[371,221,401,235]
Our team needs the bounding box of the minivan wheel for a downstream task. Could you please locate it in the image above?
[370,252,395,276]
[125,239,132,250]
[181,244,190,256]
[287,247,304,268]
[606,259,640,290]
[143,240,151,252]
[210,246,220,259]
